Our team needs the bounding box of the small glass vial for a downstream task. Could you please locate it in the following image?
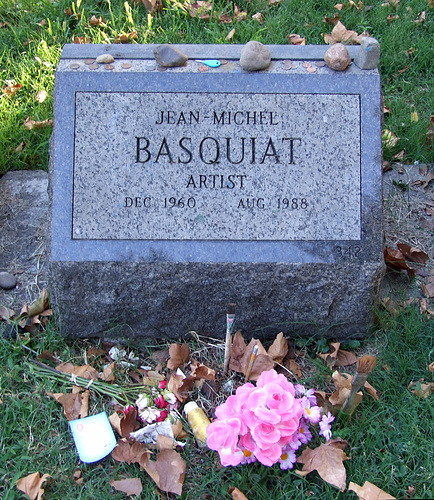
[184,402,211,447]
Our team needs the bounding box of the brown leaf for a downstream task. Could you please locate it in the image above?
[408,380,434,398]
[16,472,51,500]
[287,33,306,45]
[382,129,399,147]
[2,81,22,96]
[422,170,434,189]
[318,342,341,368]
[324,14,341,24]
[233,5,247,22]
[349,480,396,499]
[226,27,235,40]
[100,361,116,382]
[172,419,188,439]
[267,332,288,363]
[142,0,163,13]
[241,340,274,381]
[111,438,149,464]
[287,358,302,378]
[89,15,106,26]
[190,360,216,380]
[413,11,426,24]
[426,116,434,145]
[229,486,250,500]
[296,438,349,490]
[252,12,264,23]
[324,21,363,44]
[168,373,195,402]
[49,390,89,420]
[384,247,416,279]
[140,449,186,495]
[397,243,429,264]
[72,35,90,44]
[218,13,232,23]
[336,349,358,367]
[24,117,54,130]
[110,478,142,496]
[364,381,380,401]
[55,362,99,380]
[167,343,190,370]
[184,1,212,20]
[229,330,247,373]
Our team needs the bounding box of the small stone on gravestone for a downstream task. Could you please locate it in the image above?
[324,43,351,71]
[153,44,188,67]
[240,41,271,71]
[354,37,381,70]
[0,272,17,290]
[96,54,114,64]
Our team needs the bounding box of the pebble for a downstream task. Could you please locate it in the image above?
[354,37,381,70]
[324,43,351,71]
[240,41,271,71]
[153,44,188,67]
[96,54,114,64]
[0,272,17,290]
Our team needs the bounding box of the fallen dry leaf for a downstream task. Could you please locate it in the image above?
[349,480,396,499]
[229,330,246,373]
[287,358,302,378]
[184,1,212,20]
[24,117,54,130]
[111,438,149,464]
[233,5,247,22]
[408,380,434,398]
[426,116,434,145]
[16,472,51,500]
[229,486,250,500]
[142,0,163,13]
[422,170,434,189]
[336,349,358,367]
[267,331,288,363]
[89,15,106,26]
[110,478,142,496]
[35,90,48,103]
[296,438,349,491]
[49,389,89,420]
[382,129,399,147]
[2,81,22,96]
[252,12,264,23]
[140,449,186,495]
[226,28,235,41]
[190,360,215,380]
[168,372,195,402]
[287,34,306,45]
[100,361,116,382]
[397,243,429,264]
[384,247,416,279]
[413,11,426,24]
[167,343,190,370]
[318,342,341,368]
[55,362,99,380]
[323,21,364,44]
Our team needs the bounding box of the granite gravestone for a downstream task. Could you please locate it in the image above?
[49,44,384,340]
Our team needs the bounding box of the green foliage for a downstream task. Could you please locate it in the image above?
[0,0,433,173]
[0,306,433,499]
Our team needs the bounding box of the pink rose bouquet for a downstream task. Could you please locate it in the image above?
[206,369,334,469]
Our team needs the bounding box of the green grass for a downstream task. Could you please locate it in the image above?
[0,0,433,174]
[1,306,433,499]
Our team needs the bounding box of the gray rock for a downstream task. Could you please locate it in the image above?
[240,41,271,71]
[324,43,351,71]
[153,45,188,67]
[0,272,17,290]
[354,37,381,70]
[96,54,114,64]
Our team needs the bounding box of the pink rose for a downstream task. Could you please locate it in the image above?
[206,417,241,452]
[156,410,169,422]
[251,421,280,447]
[154,394,169,408]
[158,380,167,389]
[254,443,282,466]
[257,369,295,395]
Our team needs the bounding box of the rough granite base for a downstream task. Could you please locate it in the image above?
[49,261,383,340]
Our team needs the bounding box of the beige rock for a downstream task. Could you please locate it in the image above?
[96,54,114,64]
[240,41,271,71]
[324,43,351,71]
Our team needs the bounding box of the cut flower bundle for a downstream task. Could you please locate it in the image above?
[206,369,334,469]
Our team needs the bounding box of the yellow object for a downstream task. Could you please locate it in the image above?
[184,402,211,447]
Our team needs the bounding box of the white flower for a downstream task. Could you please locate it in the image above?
[135,393,150,411]
[138,407,161,424]
[162,391,177,405]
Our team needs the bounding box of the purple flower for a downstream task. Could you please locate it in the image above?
[319,412,335,441]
